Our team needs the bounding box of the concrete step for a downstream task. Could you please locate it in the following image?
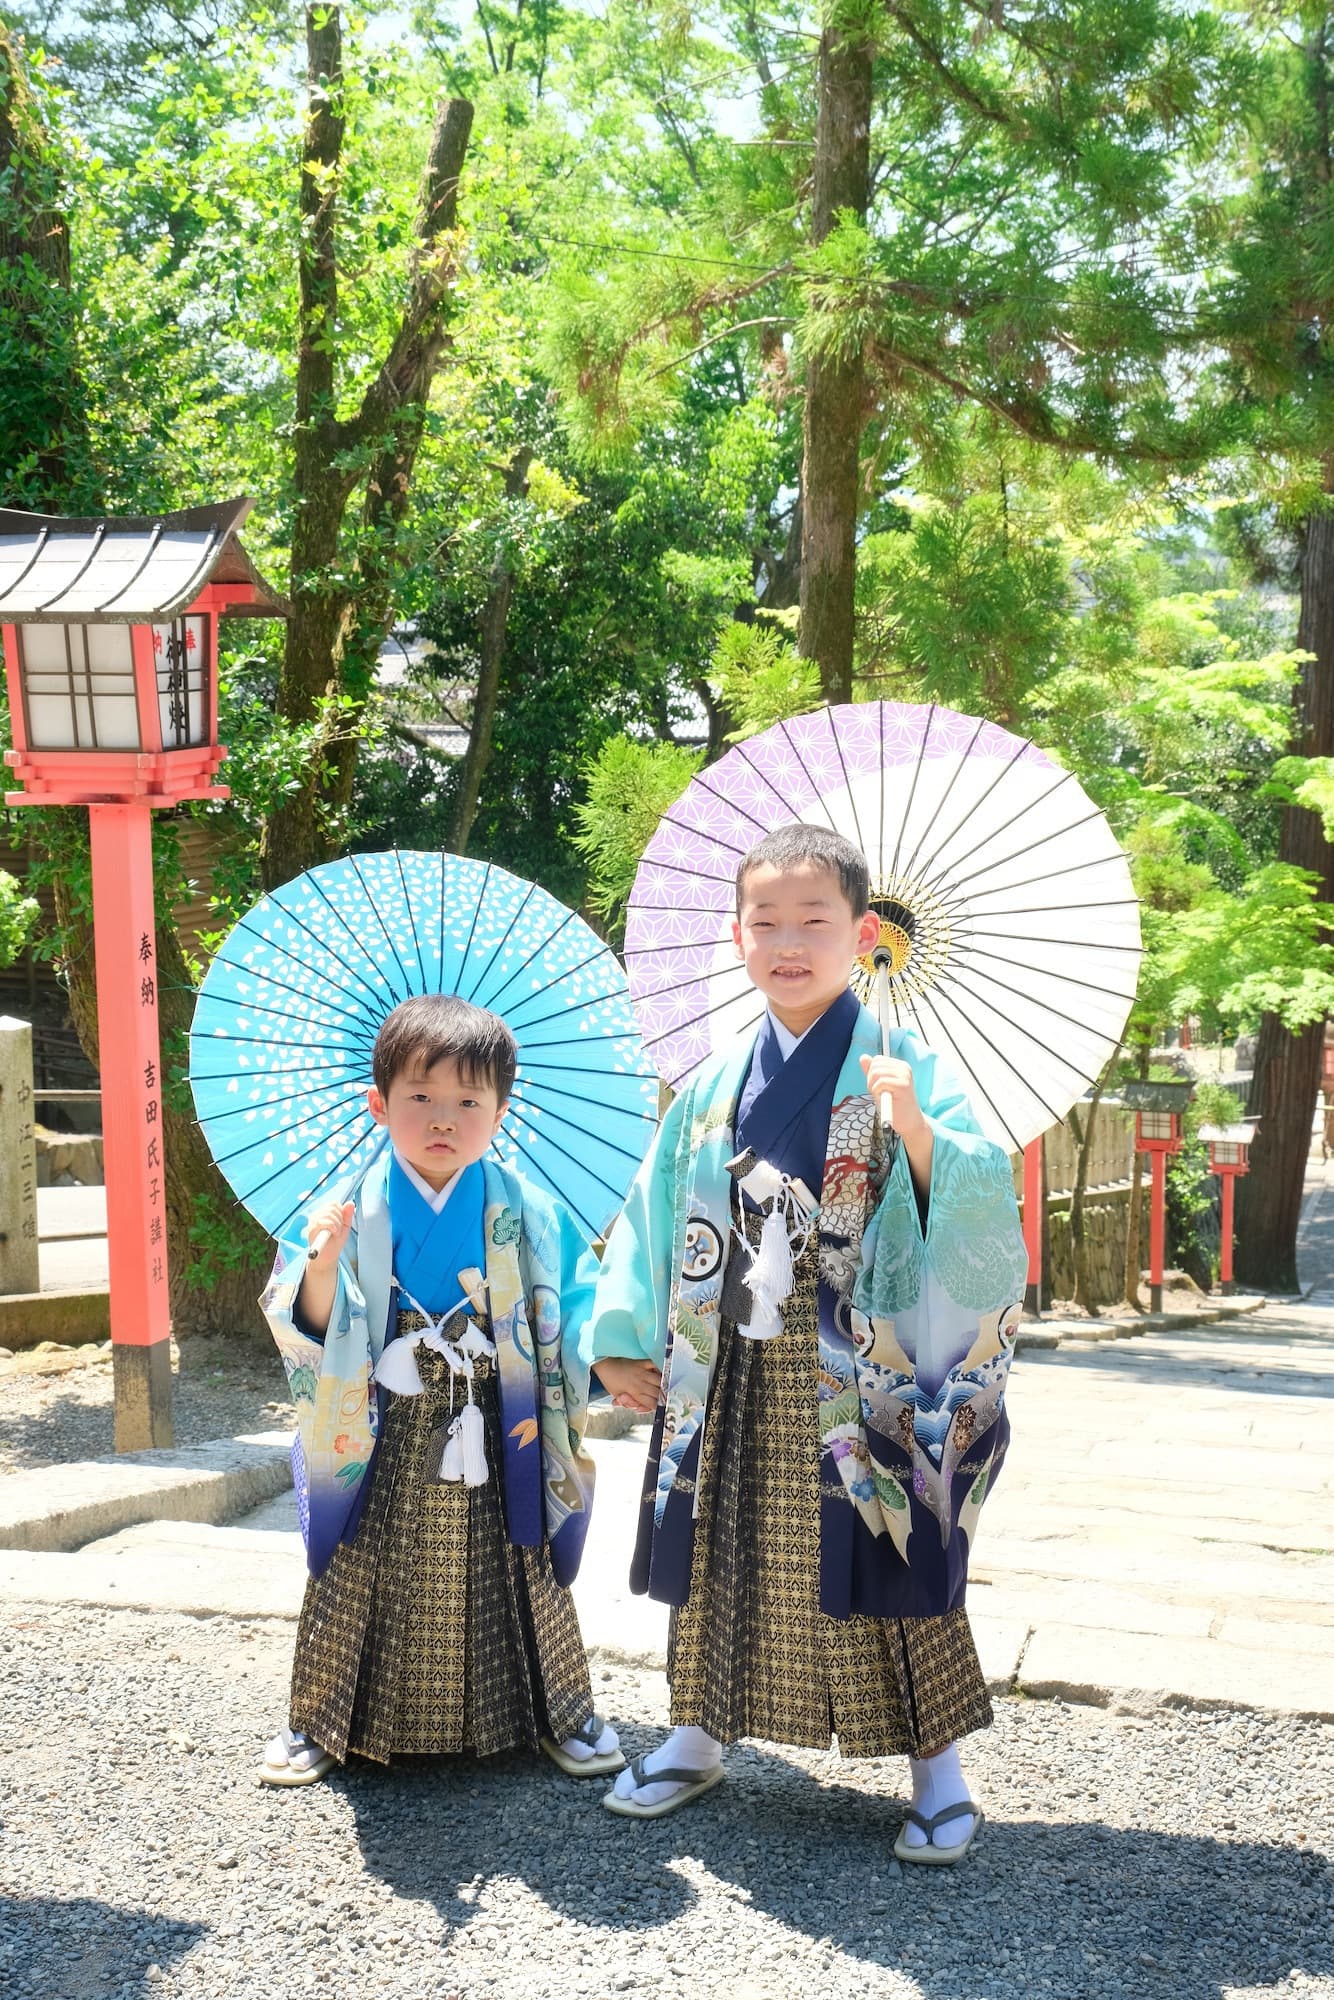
[0,1286,109,1349]
[0,1431,293,1551]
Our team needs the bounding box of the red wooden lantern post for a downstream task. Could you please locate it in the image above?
[1123,1080,1194,1313]
[0,501,285,1450]
[1022,1136,1043,1315]
[1201,1122,1256,1295]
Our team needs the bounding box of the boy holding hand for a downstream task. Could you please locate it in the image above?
[589,825,1027,1861]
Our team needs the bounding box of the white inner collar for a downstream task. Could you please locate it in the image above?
[766,1007,814,1063]
[394,1150,459,1215]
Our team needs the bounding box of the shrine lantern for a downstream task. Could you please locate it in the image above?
[1,498,284,805]
[0,499,286,1450]
[1123,1079,1194,1313]
[1200,1121,1256,1296]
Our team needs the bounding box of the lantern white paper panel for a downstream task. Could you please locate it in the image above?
[19,623,138,750]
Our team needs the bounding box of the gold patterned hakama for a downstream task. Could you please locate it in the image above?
[667,1237,992,1758]
[289,1313,593,1765]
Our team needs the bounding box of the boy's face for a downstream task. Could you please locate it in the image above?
[733,861,881,1036]
[368,1056,505,1192]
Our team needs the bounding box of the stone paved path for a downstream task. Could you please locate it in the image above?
[1,1305,1330,1723]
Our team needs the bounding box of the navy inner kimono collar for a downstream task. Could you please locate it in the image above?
[734,985,860,1196]
[388,1155,486,1314]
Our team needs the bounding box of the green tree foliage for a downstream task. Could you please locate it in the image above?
[572,736,703,939]
[0,866,39,968]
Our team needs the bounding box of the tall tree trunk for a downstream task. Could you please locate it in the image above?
[322,94,476,823]
[449,445,533,853]
[1236,502,1334,1291]
[260,7,473,890]
[51,819,271,1338]
[798,25,872,704]
[759,488,803,611]
[259,5,356,890]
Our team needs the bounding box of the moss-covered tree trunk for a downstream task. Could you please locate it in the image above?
[260,7,473,890]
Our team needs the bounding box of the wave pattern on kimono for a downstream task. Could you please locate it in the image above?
[586,992,1029,1619]
[261,1149,598,1585]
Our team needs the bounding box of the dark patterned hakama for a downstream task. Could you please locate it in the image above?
[289,1311,593,1765]
[667,1235,992,1758]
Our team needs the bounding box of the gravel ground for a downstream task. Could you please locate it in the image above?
[0,1341,291,1477]
[1,1604,1330,2000]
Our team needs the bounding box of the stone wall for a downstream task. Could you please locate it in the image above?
[1047,1194,1149,1308]
[1016,1103,1142,1310]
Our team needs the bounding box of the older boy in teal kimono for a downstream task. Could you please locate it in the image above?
[588,824,1027,1862]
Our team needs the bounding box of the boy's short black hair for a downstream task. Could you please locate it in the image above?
[372,993,518,1104]
[735,823,870,918]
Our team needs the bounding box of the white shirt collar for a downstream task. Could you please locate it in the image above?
[766,1007,811,1063]
[393,1149,459,1215]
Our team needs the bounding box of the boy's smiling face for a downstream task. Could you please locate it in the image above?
[367,1056,505,1192]
[733,861,881,1037]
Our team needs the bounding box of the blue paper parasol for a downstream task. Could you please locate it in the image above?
[189,850,658,1244]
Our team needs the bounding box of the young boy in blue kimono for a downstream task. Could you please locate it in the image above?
[257,993,622,1786]
[588,824,1027,1861]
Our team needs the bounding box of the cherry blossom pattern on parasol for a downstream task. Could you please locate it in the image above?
[190,849,658,1244]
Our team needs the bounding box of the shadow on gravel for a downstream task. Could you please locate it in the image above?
[0,1892,205,1999]
[342,1745,1333,2000]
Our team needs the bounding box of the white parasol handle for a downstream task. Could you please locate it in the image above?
[307,1227,333,1263]
[872,950,899,1149]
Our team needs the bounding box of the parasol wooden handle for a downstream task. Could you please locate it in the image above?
[873,952,898,1139]
[307,1227,333,1263]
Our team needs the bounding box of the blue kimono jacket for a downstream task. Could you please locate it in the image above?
[262,1147,599,1586]
[585,992,1029,1620]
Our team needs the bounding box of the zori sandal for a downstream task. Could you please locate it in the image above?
[894,1800,984,1865]
[540,1713,626,1778]
[257,1728,337,1788]
[602,1758,725,1819]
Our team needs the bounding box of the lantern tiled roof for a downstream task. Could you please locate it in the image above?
[0,498,288,621]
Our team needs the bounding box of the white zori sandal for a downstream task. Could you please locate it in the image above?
[257,1728,338,1787]
[540,1713,626,1777]
[602,1757,725,1819]
[893,1800,984,1866]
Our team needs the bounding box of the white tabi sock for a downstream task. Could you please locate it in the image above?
[611,1724,722,1806]
[558,1719,620,1762]
[904,1742,975,1850]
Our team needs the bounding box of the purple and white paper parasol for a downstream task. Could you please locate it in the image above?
[624,701,1140,1153]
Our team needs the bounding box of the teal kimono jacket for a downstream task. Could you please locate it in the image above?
[584,999,1029,1619]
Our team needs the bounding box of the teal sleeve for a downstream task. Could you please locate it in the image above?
[581,1087,690,1372]
[859,1029,1026,1315]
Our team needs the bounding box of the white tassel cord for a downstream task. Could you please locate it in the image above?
[733,1163,816,1342]
[375,1280,496,1485]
